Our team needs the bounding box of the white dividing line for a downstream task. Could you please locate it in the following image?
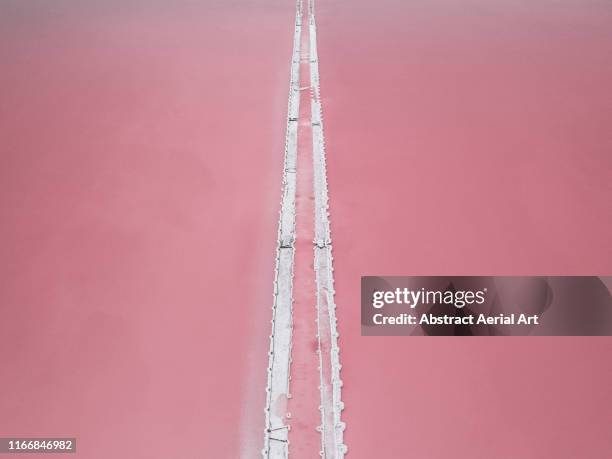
[264,0,346,457]
[309,0,347,457]
[263,2,302,458]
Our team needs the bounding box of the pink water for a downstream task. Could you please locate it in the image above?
[1,0,611,457]
[0,1,295,457]
[317,0,612,457]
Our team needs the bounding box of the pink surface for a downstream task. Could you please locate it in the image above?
[2,0,612,457]
[317,0,612,457]
[0,1,295,457]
